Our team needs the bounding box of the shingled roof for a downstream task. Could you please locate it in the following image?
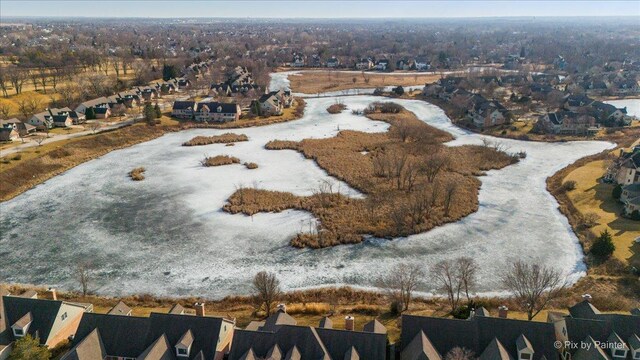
[1,296,64,345]
[400,314,559,360]
[71,312,232,360]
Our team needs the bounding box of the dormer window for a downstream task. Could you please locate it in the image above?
[613,349,627,358]
[217,106,222,113]
[11,312,32,338]
[520,353,532,360]
[175,329,193,358]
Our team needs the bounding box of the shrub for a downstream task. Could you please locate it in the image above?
[349,303,381,315]
[612,184,622,199]
[286,302,330,315]
[244,162,258,169]
[562,180,577,191]
[128,167,146,181]
[327,103,347,114]
[591,230,615,261]
[11,154,21,161]
[201,155,240,167]
[581,212,600,228]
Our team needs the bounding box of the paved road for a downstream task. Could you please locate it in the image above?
[0,116,142,157]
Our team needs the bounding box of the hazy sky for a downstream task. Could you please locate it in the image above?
[1,0,639,18]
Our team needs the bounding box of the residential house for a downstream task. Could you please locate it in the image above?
[400,309,559,360]
[0,291,92,356]
[397,58,413,71]
[547,298,640,360]
[414,57,430,71]
[620,184,640,217]
[136,86,159,101]
[355,58,374,70]
[93,105,112,120]
[171,101,197,120]
[0,127,18,142]
[624,196,640,217]
[537,111,597,135]
[291,53,306,67]
[326,57,340,68]
[75,97,110,114]
[229,307,388,360]
[28,108,74,129]
[615,151,640,185]
[468,98,509,128]
[177,78,191,89]
[375,59,390,71]
[255,91,284,116]
[107,301,132,316]
[62,304,235,360]
[194,102,241,123]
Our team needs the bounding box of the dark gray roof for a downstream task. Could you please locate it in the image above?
[60,328,107,360]
[229,326,329,360]
[73,312,230,360]
[196,102,239,114]
[400,314,559,360]
[172,101,196,110]
[1,296,63,345]
[316,326,387,360]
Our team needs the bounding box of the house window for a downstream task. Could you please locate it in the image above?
[177,348,188,356]
[520,353,532,360]
[613,349,626,358]
[61,312,68,321]
[634,351,640,360]
[13,328,24,337]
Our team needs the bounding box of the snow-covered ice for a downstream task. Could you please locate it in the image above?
[0,91,616,298]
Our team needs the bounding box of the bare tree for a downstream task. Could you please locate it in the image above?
[88,121,102,134]
[502,260,566,320]
[0,101,10,118]
[423,153,450,183]
[252,271,281,317]
[443,181,458,217]
[432,257,478,313]
[33,136,46,146]
[457,257,478,302]
[76,262,93,296]
[432,259,463,313]
[377,263,423,313]
[445,347,475,360]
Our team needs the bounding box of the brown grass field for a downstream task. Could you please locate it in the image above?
[225,103,518,248]
[286,71,443,93]
[182,133,249,146]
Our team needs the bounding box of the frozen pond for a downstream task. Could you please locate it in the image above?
[605,99,640,118]
[0,94,614,298]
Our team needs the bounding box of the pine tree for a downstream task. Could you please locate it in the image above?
[143,103,156,125]
[590,230,615,261]
[85,107,96,120]
[154,103,162,118]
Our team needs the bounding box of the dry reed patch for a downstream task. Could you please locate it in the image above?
[201,155,240,167]
[244,162,258,169]
[182,133,249,146]
[287,71,443,93]
[0,124,173,202]
[224,103,516,248]
[327,103,347,114]
[129,167,146,181]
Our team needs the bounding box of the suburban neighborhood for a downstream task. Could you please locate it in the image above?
[0,1,639,359]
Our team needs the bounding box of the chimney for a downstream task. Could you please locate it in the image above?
[498,306,509,319]
[276,303,286,313]
[194,302,205,317]
[47,287,57,301]
[582,294,592,302]
[345,316,355,331]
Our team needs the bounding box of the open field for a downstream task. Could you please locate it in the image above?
[286,71,442,94]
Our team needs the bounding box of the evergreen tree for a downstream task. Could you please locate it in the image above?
[85,107,96,120]
[143,103,156,125]
[591,229,615,261]
[612,184,622,200]
[9,335,51,360]
[154,103,162,118]
[162,64,178,81]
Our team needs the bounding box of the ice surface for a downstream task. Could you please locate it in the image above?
[0,88,619,298]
